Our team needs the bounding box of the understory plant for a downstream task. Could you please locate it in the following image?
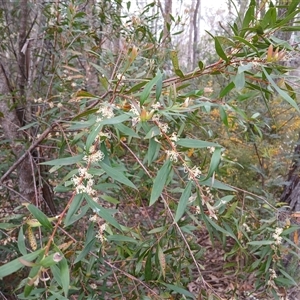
[1,1,300,299]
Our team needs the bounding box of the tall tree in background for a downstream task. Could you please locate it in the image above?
[0,1,46,209]
[192,0,201,68]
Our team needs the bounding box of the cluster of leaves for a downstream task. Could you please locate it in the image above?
[1,1,300,299]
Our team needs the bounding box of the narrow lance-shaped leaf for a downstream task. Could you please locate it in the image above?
[177,138,220,149]
[140,70,163,105]
[214,37,229,62]
[262,67,300,112]
[150,159,171,206]
[99,161,137,190]
[202,147,222,180]
[18,226,27,256]
[59,257,70,297]
[27,204,53,230]
[145,250,152,281]
[174,181,192,223]
[85,194,121,230]
[0,249,43,278]
[39,154,84,166]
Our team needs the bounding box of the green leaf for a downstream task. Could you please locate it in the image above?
[59,258,70,297]
[177,138,220,148]
[205,147,222,179]
[242,4,255,31]
[24,264,41,297]
[85,194,121,230]
[162,283,196,299]
[219,106,228,127]
[175,69,185,78]
[145,250,152,281]
[18,226,27,256]
[115,123,139,138]
[99,161,137,189]
[278,268,297,285]
[126,81,147,94]
[200,177,236,192]
[100,113,131,125]
[39,253,63,268]
[219,82,235,98]
[198,61,204,70]
[144,126,160,139]
[205,217,241,246]
[233,36,259,55]
[72,108,98,120]
[156,73,163,101]
[150,159,171,206]
[248,240,274,246]
[0,249,43,278]
[40,154,84,166]
[262,67,300,112]
[214,37,229,62]
[64,194,84,227]
[107,235,139,243]
[140,70,163,105]
[147,138,161,165]
[27,204,53,230]
[86,122,102,151]
[74,238,95,264]
[174,181,192,223]
[233,72,245,90]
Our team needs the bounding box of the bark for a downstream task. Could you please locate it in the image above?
[275,0,297,42]
[160,0,172,48]
[0,65,35,204]
[0,1,56,214]
[281,134,300,211]
[192,0,201,69]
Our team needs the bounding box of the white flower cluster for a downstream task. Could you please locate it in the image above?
[95,223,107,242]
[267,268,277,288]
[83,144,105,163]
[151,102,162,110]
[272,227,283,245]
[184,164,202,180]
[130,105,140,126]
[96,103,115,122]
[207,146,215,154]
[72,167,97,201]
[152,114,169,134]
[165,149,179,162]
[242,223,251,233]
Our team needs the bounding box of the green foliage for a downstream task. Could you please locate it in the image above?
[1,1,300,299]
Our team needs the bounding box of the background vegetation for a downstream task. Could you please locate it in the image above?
[1,0,300,299]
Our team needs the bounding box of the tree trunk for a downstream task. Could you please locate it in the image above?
[192,0,201,69]
[0,1,56,214]
[281,134,300,211]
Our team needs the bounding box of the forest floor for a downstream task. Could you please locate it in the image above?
[1,195,300,300]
